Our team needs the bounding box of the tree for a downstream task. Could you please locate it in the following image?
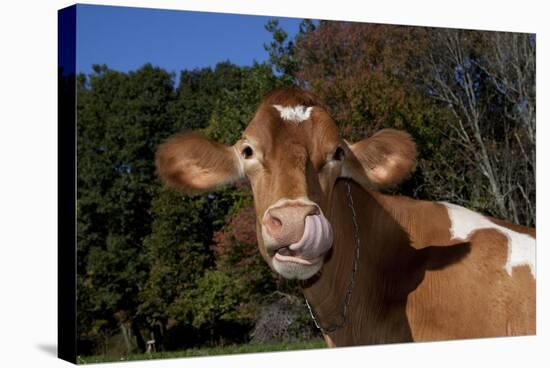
[292,22,448,201]
[138,61,287,349]
[169,62,244,132]
[137,183,249,349]
[204,62,279,144]
[77,64,176,354]
[264,19,316,85]
[479,32,536,223]
[421,29,535,225]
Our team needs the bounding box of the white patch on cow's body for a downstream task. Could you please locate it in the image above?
[441,202,536,278]
[273,104,313,123]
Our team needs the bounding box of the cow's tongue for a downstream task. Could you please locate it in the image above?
[288,214,333,260]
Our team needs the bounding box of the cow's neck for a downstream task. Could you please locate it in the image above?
[301,179,427,345]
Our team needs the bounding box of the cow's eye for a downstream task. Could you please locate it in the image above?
[241,146,254,159]
[332,147,345,161]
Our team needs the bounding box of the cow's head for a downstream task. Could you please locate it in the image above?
[156,88,416,280]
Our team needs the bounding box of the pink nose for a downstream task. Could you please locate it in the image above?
[263,203,320,247]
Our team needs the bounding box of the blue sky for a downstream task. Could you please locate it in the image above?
[76,4,305,82]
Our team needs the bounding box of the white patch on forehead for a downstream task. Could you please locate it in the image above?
[272,104,313,123]
[441,202,536,278]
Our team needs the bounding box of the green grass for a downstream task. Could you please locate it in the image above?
[77,339,326,364]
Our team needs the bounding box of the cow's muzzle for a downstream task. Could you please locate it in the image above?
[261,198,333,279]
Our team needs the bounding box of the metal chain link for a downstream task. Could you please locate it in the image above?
[304,180,362,334]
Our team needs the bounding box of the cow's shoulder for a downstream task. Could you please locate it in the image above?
[372,195,535,276]
[371,193,456,248]
[438,202,535,278]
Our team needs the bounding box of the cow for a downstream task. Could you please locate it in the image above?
[155,87,536,347]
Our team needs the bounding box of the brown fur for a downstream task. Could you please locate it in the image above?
[260,87,325,109]
[155,87,536,346]
[155,132,242,193]
[346,129,417,188]
[303,182,535,345]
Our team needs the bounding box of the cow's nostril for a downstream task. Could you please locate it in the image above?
[269,215,282,228]
[263,201,322,245]
[307,206,320,217]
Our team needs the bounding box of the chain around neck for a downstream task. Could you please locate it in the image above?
[304,180,362,334]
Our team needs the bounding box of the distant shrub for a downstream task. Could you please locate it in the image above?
[250,293,319,344]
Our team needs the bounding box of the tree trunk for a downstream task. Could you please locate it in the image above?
[120,323,132,354]
[153,321,165,351]
[132,320,146,353]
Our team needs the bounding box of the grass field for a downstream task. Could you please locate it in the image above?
[77,339,326,364]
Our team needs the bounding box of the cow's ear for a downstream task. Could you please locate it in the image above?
[342,129,416,188]
[155,132,243,193]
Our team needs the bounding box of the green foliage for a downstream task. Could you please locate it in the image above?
[77,64,176,350]
[189,193,278,339]
[264,19,315,85]
[204,63,279,144]
[77,58,290,355]
[170,62,243,131]
[264,19,296,84]
[191,269,251,328]
[138,188,213,326]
